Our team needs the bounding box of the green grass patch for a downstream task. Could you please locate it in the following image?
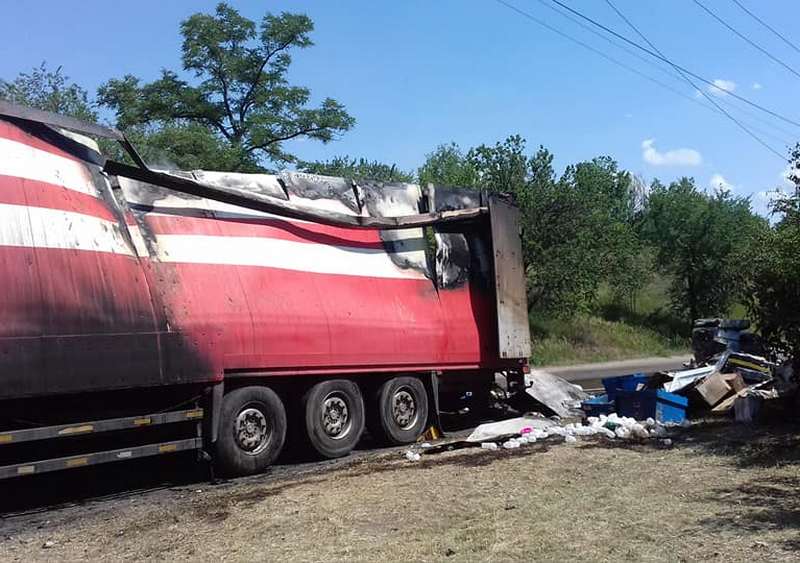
[529,314,689,366]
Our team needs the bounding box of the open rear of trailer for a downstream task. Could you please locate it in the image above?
[0,102,531,479]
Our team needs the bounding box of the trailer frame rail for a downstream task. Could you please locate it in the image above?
[0,438,203,479]
[0,408,203,446]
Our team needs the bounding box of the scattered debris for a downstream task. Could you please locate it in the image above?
[734,395,761,423]
[615,389,688,424]
[405,317,795,465]
[524,370,588,417]
[663,360,722,394]
[466,415,555,443]
[599,319,800,424]
[696,372,745,407]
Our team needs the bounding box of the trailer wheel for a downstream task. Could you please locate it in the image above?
[214,386,287,476]
[368,376,429,445]
[303,380,365,459]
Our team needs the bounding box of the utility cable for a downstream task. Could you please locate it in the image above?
[532,0,688,86]
[492,0,793,149]
[539,0,800,130]
[604,0,787,159]
[538,0,793,144]
[693,0,800,80]
[730,0,800,55]
[492,0,713,109]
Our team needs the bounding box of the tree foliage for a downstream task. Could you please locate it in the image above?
[298,156,414,183]
[417,143,478,187]
[744,144,800,365]
[415,136,645,316]
[642,177,766,325]
[0,62,97,122]
[97,3,354,171]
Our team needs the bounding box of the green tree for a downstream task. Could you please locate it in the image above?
[418,143,478,187]
[298,156,414,182]
[97,3,354,171]
[462,136,643,316]
[467,135,529,195]
[745,144,800,366]
[0,62,97,122]
[642,177,766,325]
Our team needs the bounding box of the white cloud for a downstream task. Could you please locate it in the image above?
[752,82,763,90]
[641,139,703,166]
[709,173,735,193]
[708,78,736,97]
[624,112,633,119]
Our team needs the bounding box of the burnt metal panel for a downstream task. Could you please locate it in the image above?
[0,100,123,141]
[358,180,431,277]
[280,171,361,214]
[106,161,487,230]
[489,196,531,359]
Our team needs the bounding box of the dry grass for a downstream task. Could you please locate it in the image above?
[1,421,799,561]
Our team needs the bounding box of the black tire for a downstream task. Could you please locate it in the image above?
[367,376,429,446]
[303,379,365,459]
[214,386,287,477]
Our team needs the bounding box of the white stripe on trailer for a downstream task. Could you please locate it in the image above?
[0,203,135,256]
[154,233,428,280]
[0,137,100,197]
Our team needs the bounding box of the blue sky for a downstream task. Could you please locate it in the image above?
[1,0,798,214]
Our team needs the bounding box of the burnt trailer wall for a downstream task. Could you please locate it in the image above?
[118,172,504,375]
[0,115,530,402]
[0,119,219,400]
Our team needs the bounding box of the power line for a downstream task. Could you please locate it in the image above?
[692,0,800,81]
[541,0,794,145]
[542,0,793,145]
[730,0,800,55]
[491,0,711,108]
[542,0,800,130]
[532,0,688,86]
[604,0,786,160]
[491,0,793,151]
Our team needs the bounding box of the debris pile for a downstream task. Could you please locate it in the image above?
[403,317,796,463]
[661,318,796,420]
[582,318,797,424]
[403,412,676,461]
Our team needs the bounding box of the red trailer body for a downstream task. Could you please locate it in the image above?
[0,108,530,478]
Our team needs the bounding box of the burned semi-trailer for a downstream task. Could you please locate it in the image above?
[0,102,531,479]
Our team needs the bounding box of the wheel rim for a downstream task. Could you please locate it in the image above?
[321,392,352,440]
[392,387,418,430]
[234,405,271,455]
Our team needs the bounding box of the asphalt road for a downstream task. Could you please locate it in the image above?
[543,354,691,391]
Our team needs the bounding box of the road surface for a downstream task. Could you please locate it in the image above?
[542,354,691,391]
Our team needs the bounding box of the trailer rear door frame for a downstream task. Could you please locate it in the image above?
[489,196,532,360]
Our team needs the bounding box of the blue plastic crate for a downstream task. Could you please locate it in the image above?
[601,373,649,401]
[581,394,615,417]
[615,389,688,424]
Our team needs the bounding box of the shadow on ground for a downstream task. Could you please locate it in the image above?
[679,410,800,552]
[0,410,494,518]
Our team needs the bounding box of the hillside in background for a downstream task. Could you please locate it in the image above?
[530,277,690,366]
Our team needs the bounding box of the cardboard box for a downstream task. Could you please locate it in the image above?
[721,373,746,393]
[696,372,743,407]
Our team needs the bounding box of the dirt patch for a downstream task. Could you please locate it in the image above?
[1,421,798,561]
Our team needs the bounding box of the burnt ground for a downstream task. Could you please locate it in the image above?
[0,417,799,561]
